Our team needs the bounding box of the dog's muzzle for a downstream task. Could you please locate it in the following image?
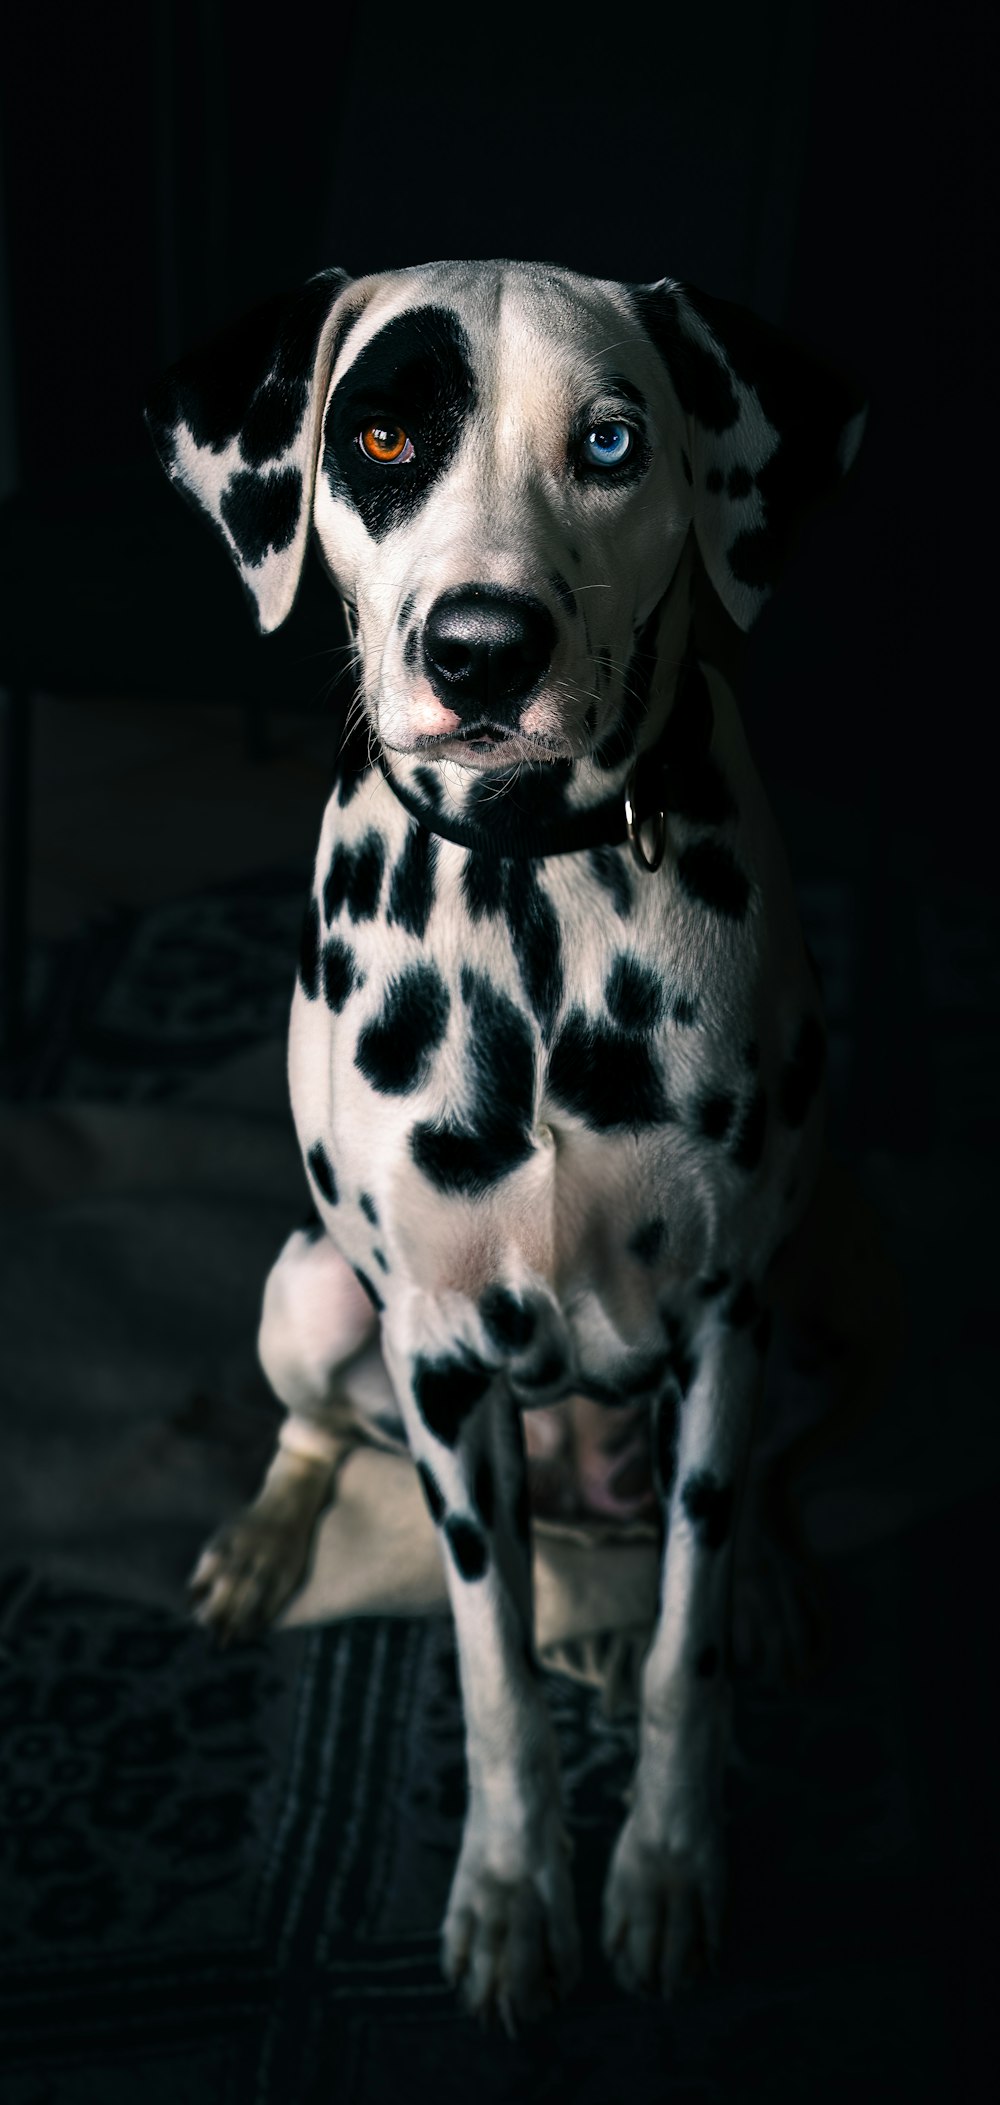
[422,585,555,727]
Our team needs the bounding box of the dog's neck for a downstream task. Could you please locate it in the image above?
[338,537,699,861]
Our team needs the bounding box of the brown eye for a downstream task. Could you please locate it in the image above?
[358,422,414,463]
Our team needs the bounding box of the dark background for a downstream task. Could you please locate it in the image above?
[0,1,994,2095]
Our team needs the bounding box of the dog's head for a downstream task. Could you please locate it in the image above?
[147,261,863,773]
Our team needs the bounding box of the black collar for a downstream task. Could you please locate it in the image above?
[376,751,634,861]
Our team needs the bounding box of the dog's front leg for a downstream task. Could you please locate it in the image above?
[603,1300,766,1996]
[382,1313,580,2030]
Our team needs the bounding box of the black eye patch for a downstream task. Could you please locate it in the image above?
[322,305,477,541]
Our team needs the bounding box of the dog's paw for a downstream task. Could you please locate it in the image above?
[602,1809,724,1999]
[443,1822,580,2033]
[188,1510,310,1642]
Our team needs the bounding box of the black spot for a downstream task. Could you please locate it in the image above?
[413,1355,492,1447]
[298,899,320,998]
[323,832,385,923]
[306,1141,337,1206]
[697,1091,736,1141]
[695,1643,720,1678]
[398,592,416,627]
[629,1218,667,1266]
[323,306,477,541]
[473,1455,495,1528]
[402,627,419,669]
[724,1281,759,1328]
[677,840,750,920]
[460,851,563,1039]
[219,466,301,566]
[548,1010,672,1131]
[355,964,449,1095]
[731,1086,767,1171]
[588,846,633,918]
[480,1286,537,1352]
[727,528,775,589]
[445,1516,489,1581]
[681,1470,734,1549]
[779,1015,826,1126]
[352,1265,383,1311]
[514,1348,567,1393]
[605,955,662,1036]
[373,1249,389,1273]
[461,850,503,923]
[387,822,438,940]
[671,990,700,1026]
[411,975,535,1196]
[358,1192,379,1225]
[321,936,357,1012]
[301,1206,325,1243]
[417,1460,446,1525]
[663,1314,698,1398]
[500,860,564,1040]
[697,1269,731,1298]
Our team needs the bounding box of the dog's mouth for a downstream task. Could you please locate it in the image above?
[410,723,572,763]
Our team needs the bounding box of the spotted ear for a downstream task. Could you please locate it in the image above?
[631,278,866,631]
[145,267,356,633]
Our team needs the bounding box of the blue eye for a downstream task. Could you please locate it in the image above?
[582,420,633,468]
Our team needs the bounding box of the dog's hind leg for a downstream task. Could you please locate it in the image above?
[190,1224,379,1641]
[381,1302,580,2031]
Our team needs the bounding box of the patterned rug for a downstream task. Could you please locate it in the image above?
[0,859,979,2099]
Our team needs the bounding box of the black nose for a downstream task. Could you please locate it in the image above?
[422,586,555,721]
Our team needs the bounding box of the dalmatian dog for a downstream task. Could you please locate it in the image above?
[146,260,864,2027]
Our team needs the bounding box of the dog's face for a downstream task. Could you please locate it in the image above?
[314,263,690,771]
[147,257,864,775]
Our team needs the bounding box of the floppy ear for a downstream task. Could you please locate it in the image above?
[630,278,867,631]
[145,267,356,633]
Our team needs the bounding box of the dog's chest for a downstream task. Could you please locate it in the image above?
[287,759,803,1336]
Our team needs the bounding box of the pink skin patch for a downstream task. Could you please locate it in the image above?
[405,682,461,739]
[518,693,576,743]
[523,1397,657,1524]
